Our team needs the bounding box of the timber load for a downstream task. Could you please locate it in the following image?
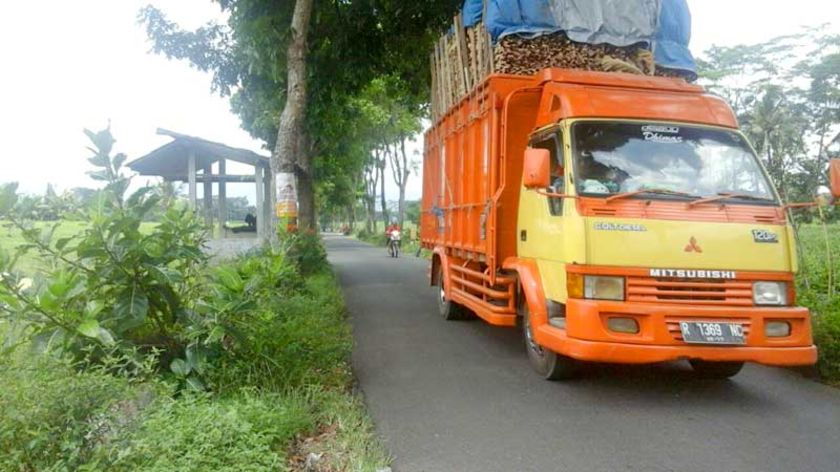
[430,0,698,121]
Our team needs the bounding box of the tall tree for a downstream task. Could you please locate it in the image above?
[698,27,840,203]
[140,0,461,234]
[273,0,314,232]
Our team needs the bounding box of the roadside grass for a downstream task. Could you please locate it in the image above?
[795,224,840,383]
[0,248,389,471]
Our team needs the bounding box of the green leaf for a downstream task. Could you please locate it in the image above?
[205,325,225,345]
[185,376,205,392]
[84,300,104,318]
[97,327,116,346]
[55,237,73,251]
[87,170,111,181]
[185,345,208,375]
[215,266,244,291]
[77,319,101,339]
[120,287,149,319]
[113,153,128,171]
[170,358,191,377]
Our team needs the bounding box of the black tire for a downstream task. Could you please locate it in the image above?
[437,266,467,320]
[689,360,744,379]
[520,293,578,380]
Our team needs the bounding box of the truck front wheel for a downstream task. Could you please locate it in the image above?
[689,360,744,379]
[437,267,468,320]
[519,294,578,380]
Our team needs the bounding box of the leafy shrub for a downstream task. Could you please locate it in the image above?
[96,392,314,472]
[796,223,840,381]
[0,351,139,471]
[0,127,212,385]
[207,271,352,394]
[282,229,328,276]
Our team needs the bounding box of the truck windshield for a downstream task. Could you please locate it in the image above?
[572,122,777,204]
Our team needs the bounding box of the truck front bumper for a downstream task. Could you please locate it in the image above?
[534,299,817,366]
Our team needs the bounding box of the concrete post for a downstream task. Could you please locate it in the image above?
[188,151,197,209]
[218,159,227,237]
[203,164,213,229]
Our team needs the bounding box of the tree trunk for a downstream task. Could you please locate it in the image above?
[398,137,410,227]
[270,0,315,239]
[376,148,389,226]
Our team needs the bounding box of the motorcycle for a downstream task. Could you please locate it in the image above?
[387,230,401,258]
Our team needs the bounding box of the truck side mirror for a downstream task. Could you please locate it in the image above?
[830,159,840,199]
[524,148,550,189]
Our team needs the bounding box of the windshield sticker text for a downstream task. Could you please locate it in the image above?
[643,131,684,144]
[642,125,680,134]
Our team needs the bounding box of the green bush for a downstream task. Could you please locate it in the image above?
[0,127,210,379]
[95,392,314,472]
[796,223,840,382]
[282,229,329,275]
[0,352,139,471]
[207,272,352,394]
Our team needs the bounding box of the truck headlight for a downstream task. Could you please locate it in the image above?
[753,281,787,306]
[584,276,625,301]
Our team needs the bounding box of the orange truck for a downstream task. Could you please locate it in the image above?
[421,68,840,379]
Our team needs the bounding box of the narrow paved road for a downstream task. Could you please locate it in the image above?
[326,235,840,472]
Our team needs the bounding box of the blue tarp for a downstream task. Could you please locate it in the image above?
[462,0,483,28]
[481,0,659,46]
[653,0,697,78]
[461,0,697,76]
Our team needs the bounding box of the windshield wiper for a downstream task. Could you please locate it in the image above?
[687,192,775,208]
[605,188,700,203]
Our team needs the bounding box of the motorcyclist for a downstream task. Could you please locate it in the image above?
[385,220,402,255]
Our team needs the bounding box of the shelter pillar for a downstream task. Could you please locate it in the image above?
[203,164,213,228]
[218,159,227,236]
[188,151,197,209]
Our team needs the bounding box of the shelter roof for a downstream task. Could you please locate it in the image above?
[128,128,269,180]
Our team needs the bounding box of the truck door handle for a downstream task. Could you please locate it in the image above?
[520,230,527,241]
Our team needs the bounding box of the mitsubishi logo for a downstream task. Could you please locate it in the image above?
[685,237,703,253]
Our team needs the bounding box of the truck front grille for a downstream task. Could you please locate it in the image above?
[627,277,753,306]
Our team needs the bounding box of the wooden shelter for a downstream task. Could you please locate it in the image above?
[128,128,273,239]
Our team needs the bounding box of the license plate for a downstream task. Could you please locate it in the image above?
[679,321,745,345]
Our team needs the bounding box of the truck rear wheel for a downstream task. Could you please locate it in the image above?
[519,294,578,380]
[689,360,744,379]
[437,267,468,320]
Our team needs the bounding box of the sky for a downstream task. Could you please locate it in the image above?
[0,0,838,204]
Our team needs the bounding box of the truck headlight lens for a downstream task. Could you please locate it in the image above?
[584,276,625,301]
[753,281,787,306]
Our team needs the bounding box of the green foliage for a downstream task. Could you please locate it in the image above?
[0,351,141,471]
[796,223,840,381]
[0,127,210,381]
[95,392,314,471]
[281,229,328,276]
[698,27,840,205]
[140,1,461,225]
[207,269,351,393]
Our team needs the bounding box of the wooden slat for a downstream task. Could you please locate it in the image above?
[455,13,471,92]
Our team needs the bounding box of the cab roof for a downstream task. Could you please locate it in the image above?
[514,69,739,130]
